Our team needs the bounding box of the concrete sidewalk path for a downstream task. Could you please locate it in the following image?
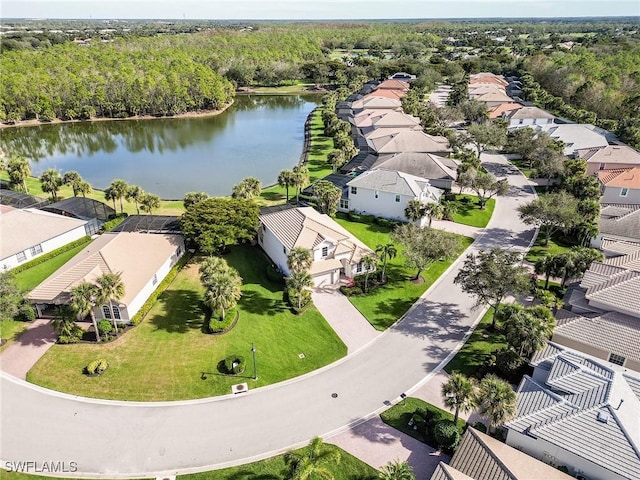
[429,219,482,239]
[0,319,56,379]
[329,416,449,479]
[312,286,380,353]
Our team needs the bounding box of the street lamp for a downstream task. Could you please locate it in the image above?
[251,343,257,380]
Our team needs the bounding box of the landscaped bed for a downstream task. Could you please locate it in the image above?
[335,214,474,330]
[27,245,346,401]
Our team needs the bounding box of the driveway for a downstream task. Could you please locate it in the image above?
[0,153,536,478]
[0,319,56,379]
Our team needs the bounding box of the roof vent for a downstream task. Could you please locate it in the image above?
[596,411,609,423]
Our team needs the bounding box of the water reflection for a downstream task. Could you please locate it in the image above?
[0,94,320,198]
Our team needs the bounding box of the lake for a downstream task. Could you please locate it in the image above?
[0,95,321,199]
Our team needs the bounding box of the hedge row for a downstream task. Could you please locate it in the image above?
[129,253,192,326]
[11,236,92,274]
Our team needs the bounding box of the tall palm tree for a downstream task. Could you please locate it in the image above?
[375,243,397,283]
[126,185,145,215]
[183,191,209,209]
[95,273,125,334]
[534,254,555,290]
[40,168,63,202]
[287,247,313,274]
[292,164,310,203]
[203,269,242,320]
[425,202,444,228]
[232,177,261,199]
[52,305,78,338]
[70,282,100,342]
[284,437,340,480]
[361,254,376,293]
[286,270,313,309]
[478,374,517,433]
[109,179,128,214]
[63,171,83,196]
[442,201,458,221]
[104,186,117,211]
[327,149,345,173]
[404,199,426,224]
[76,180,92,199]
[505,307,555,357]
[441,372,478,424]
[378,460,415,480]
[140,193,160,215]
[277,169,295,203]
[7,157,31,193]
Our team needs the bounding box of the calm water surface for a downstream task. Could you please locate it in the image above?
[0,95,320,198]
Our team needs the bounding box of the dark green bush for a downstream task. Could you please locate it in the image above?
[494,347,527,383]
[460,196,471,204]
[218,355,246,375]
[266,264,284,283]
[99,214,127,233]
[85,358,109,375]
[434,420,461,451]
[98,320,113,334]
[58,325,83,344]
[443,192,456,202]
[471,421,487,433]
[347,211,375,224]
[374,217,400,228]
[339,285,363,297]
[285,288,312,313]
[17,301,36,321]
[10,236,92,274]
[207,307,237,334]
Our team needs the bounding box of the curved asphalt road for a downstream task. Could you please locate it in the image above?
[0,154,536,478]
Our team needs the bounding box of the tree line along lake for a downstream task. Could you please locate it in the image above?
[0,94,321,199]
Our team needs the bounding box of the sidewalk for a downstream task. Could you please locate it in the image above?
[429,219,482,239]
[312,285,380,353]
[0,319,57,379]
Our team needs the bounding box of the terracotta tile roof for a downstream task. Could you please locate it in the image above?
[363,89,405,100]
[375,79,410,91]
[598,167,640,189]
[488,103,523,119]
[579,145,640,165]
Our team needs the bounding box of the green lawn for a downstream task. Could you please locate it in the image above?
[27,246,346,401]
[0,172,185,216]
[180,443,377,480]
[380,397,466,445]
[335,214,474,330]
[450,194,495,228]
[444,309,506,378]
[0,319,31,352]
[524,232,574,263]
[14,241,91,292]
[260,107,333,205]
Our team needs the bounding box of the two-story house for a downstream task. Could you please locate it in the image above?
[598,167,640,205]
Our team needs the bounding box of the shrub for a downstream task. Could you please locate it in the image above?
[207,307,237,334]
[460,196,471,204]
[286,288,312,313]
[98,319,113,335]
[85,358,109,375]
[17,301,36,322]
[470,421,487,433]
[266,264,284,283]
[443,192,456,202]
[218,355,246,375]
[433,420,461,451]
[10,236,92,274]
[494,347,526,382]
[374,217,400,228]
[99,214,127,233]
[58,325,83,344]
[347,211,375,224]
[339,286,363,297]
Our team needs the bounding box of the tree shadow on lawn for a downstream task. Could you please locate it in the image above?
[148,289,205,334]
[260,191,286,202]
[239,290,289,316]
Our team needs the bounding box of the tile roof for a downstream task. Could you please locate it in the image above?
[350,96,402,111]
[347,169,443,200]
[0,207,87,260]
[506,346,640,480]
[488,103,523,119]
[370,152,459,181]
[363,89,405,100]
[366,130,451,154]
[579,145,640,165]
[598,167,640,189]
[584,270,640,314]
[353,110,419,129]
[599,204,640,241]
[27,232,183,306]
[375,79,410,91]
[601,238,640,256]
[536,124,609,155]
[475,91,514,103]
[506,107,555,120]
[340,152,378,173]
[605,249,640,270]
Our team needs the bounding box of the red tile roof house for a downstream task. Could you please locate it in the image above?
[598,167,640,205]
[580,145,640,175]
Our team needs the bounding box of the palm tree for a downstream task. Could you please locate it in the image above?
[203,269,242,320]
[441,372,478,424]
[534,254,555,290]
[109,179,128,214]
[140,193,160,215]
[70,281,100,342]
[104,186,117,211]
[292,164,310,203]
[76,180,92,199]
[478,374,517,433]
[425,202,444,228]
[126,185,145,215]
[404,199,426,224]
[232,177,261,199]
[361,254,376,293]
[286,270,313,309]
[199,256,230,285]
[442,201,458,221]
[95,273,125,334]
[504,307,555,357]
[277,169,295,203]
[6,157,31,193]
[287,247,313,274]
[375,243,397,283]
[183,191,209,209]
[378,460,415,480]
[40,168,63,202]
[51,305,78,338]
[63,171,83,196]
[284,437,340,480]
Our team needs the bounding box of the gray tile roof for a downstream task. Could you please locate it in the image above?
[347,169,442,200]
[599,204,640,241]
[370,152,459,182]
[579,262,627,289]
[506,346,640,480]
[366,130,451,154]
[340,152,378,173]
[507,107,555,120]
[601,238,640,256]
[585,270,640,314]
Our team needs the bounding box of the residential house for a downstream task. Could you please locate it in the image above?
[473,91,515,107]
[41,197,116,234]
[0,207,89,271]
[366,130,451,155]
[28,231,185,321]
[468,84,508,98]
[367,152,459,190]
[598,167,640,204]
[504,106,556,127]
[580,145,640,175]
[344,169,442,226]
[350,96,403,114]
[362,89,405,101]
[340,152,379,174]
[535,124,609,157]
[374,79,410,93]
[257,206,375,286]
[430,427,573,480]
[469,73,509,87]
[592,205,640,247]
[488,102,523,119]
[504,343,640,480]
[353,111,421,133]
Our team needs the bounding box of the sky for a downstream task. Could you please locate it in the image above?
[3,0,639,20]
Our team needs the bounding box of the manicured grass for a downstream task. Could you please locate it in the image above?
[259,107,333,206]
[27,246,346,401]
[335,214,474,330]
[524,232,574,263]
[180,443,377,480]
[0,172,185,216]
[380,397,466,445]
[0,319,31,352]
[450,194,495,228]
[14,242,91,292]
[444,309,506,378]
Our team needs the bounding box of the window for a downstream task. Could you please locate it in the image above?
[609,353,625,366]
[599,163,606,170]
[30,244,43,256]
[321,247,328,257]
[350,186,357,195]
[16,251,27,263]
[518,119,524,125]
[374,190,379,199]
[152,274,158,286]
[356,263,362,273]
[395,195,401,203]
[102,305,121,320]
[620,188,629,197]
[283,246,287,254]
[340,199,349,210]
